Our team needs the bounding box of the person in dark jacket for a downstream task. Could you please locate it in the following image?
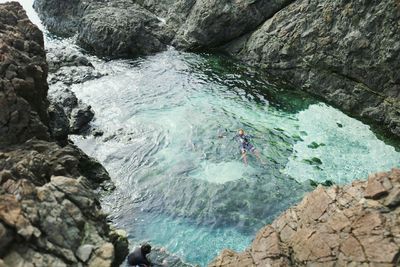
[127,244,152,267]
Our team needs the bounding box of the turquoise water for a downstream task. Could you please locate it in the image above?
[69,51,400,266]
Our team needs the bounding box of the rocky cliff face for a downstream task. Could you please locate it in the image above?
[209,168,400,266]
[224,0,400,138]
[0,1,50,146]
[0,2,128,267]
[33,0,400,139]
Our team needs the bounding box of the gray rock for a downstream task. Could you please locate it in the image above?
[76,244,94,263]
[33,0,87,37]
[77,4,167,58]
[170,0,294,50]
[48,103,69,141]
[224,0,400,138]
[70,104,95,134]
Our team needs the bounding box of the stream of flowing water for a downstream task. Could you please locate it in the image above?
[13,1,400,266]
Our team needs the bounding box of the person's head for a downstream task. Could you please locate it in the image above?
[141,243,152,255]
[238,129,244,136]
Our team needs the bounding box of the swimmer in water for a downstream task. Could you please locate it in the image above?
[235,128,263,165]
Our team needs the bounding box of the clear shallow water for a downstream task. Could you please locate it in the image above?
[68,50,400,266]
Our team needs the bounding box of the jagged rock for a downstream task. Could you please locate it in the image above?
[48,84,95,135]
[70,104,95,134]
[0,139,128,266]
[48,102,69,141]
[46,41,105,85]
[0,1,50,146]
[77,3,167,58]
[224,0,400,138]
[209,169,400,266]
[33,0,86,37]
[171,0,294,50]
[0,4,128,266]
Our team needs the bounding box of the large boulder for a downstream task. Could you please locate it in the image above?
[224,0,400,137]
[34,0,169,58]
[77,3,167,58]
[209,169,400,266]
[0,2,50,146]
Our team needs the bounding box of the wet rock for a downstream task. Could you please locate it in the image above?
[48,102,69,141]
[48,84,95,135]
[109,229,129,266]
[209,169,400,266]
[70,105,95,134]
[146,247,194,267]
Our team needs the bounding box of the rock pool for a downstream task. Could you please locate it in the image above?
[68,51,399,266]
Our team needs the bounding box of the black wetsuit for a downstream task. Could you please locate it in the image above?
[127,247,151,267]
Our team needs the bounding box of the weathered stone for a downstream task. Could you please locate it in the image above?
[87,243,114,267]
[69,105,94,134]
[339,235,366,262]
[76,244,94,263]
[0,4,127,267]
[365,174,388,199]
[299,186,332,222]
[0,2,50,147]
[210,169,400,266]
[384,186,400,208]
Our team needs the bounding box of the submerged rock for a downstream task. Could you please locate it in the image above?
[209,168,400,266]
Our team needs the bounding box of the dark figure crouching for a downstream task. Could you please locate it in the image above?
[127,244,152,267]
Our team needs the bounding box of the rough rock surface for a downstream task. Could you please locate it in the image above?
[46,41,101,137]
[0,1,50,145]
[34,0,169,58]
[224,0,400,138]
[77,2,167,58]
[209,168,400,266]
[170,0,294,50]
[0,3,128,267]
